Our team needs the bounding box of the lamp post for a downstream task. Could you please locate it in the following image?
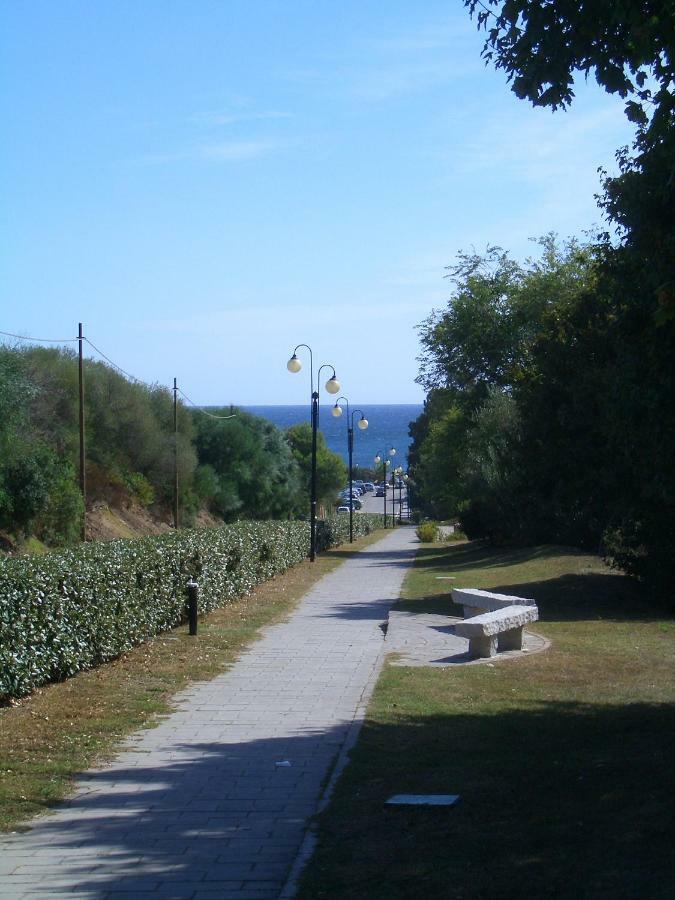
[394,466,404,523]
[287,344,340,561]
[374,447,396,527]
[332,398,368,542]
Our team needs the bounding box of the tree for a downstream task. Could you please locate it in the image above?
[465,0,675,318]
[285,423,347,512]
[465,1,673,140]
[192,409,304,522]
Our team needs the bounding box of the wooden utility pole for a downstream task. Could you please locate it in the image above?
[78,323,87,541]
[173,377,179,529]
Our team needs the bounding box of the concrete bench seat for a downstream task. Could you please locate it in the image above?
[452,587,536,619]
[454,605,539,659]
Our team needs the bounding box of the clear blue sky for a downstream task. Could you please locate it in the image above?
[1,1,634,404]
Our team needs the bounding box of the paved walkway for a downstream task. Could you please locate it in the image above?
[0,527,419,900]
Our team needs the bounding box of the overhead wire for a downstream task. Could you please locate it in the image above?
[2,326,237,419]
[177,388,237,419]
[0,329,79,343]
[83,337,150,385]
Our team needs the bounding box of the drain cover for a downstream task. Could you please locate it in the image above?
[386,794,459,807]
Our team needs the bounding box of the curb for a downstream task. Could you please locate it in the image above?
[279,621,392,898]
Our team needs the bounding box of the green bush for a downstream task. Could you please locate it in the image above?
[0,514,385,700]
[317,513,384,550]
[416,521,441,543]
[123,472,156,508]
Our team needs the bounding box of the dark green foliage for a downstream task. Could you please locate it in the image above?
[285,422,348,509]
[0,514,385,700]
[410,5,674,587]
[410,237,675,588]
[465,0,675,321]
[192,408,304,521]
[465,1,673,140]
[351,465,377,482]
[0,346,315,544]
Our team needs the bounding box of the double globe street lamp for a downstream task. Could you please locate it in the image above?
[374,447,397,528]
[287,344,340,561]
[332,397,368,543]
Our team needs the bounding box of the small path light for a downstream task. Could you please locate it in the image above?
[187,579,199,636]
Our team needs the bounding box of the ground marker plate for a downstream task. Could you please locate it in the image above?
[386,794,460,807]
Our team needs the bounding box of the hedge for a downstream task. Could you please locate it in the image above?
[0,514,384,700]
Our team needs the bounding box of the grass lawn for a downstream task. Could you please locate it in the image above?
[296,541,675,900]
[0,530,384,833]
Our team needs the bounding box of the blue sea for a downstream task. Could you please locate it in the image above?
[243,404,423,470]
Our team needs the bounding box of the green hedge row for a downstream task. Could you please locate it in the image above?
[0,514,385,700]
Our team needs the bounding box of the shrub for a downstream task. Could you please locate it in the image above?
[123,472,155,508]
[0,514,385,700]
[416,521,441,543]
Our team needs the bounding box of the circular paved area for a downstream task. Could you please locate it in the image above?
[386,610,549,667]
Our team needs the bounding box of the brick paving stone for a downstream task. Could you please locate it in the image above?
[0,527,417,899]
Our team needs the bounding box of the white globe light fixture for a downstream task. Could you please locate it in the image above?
[374,454,381,465]
[325,375,341,395]
[332,403,343,418]
[357,416,368,430]
[287,354,302,373]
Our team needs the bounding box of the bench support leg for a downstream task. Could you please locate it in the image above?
[498,626,524,651]
[468,635,497,658]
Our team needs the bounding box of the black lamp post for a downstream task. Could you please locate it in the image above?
[374,447,396,527]
[394,466,404,523]
[287,344,341,561]
[332,397,368,542]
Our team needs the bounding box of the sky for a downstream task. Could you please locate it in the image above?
[1,1,635,405]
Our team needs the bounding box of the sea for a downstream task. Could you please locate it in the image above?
[243,404,423,471]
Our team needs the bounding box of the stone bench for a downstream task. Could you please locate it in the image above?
[451,587,536,619]
[454,605,539,659]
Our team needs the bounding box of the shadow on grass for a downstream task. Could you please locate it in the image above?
[6,702,673,899]
[298,700,675,899]
[412,540,557,573]
[405,542,668,623]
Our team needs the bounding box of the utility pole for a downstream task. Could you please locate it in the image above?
[173,377,179,529]
[78,323,86,541]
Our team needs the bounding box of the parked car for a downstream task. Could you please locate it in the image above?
[337,506,350,513]
[375,486,385,497]
[362,482,375,492]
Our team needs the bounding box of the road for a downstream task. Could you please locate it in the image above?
[353,486,410,521]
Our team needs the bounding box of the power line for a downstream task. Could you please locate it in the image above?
[83,337,149,385]
[4,327,236,420]
[0,329,79,344]
[177,388,237,419]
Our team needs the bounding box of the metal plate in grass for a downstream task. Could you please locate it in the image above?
[386,794,460,807]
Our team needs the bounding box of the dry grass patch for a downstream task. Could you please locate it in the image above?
[0,531,383,832]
